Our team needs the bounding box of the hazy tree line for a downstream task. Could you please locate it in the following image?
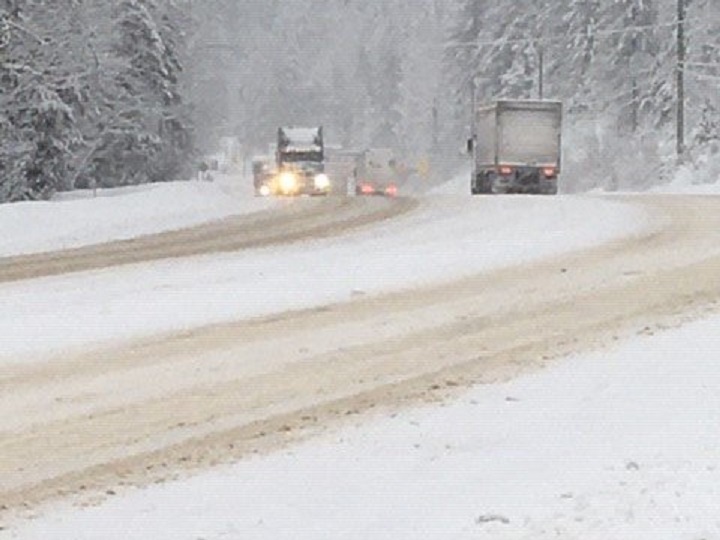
[191,0,719,191]
[1,0,718,203]
[187,0,449,171]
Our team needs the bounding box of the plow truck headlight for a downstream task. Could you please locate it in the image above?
[279,172,298,194]
[259,185,271,197]
[314,173,330,190]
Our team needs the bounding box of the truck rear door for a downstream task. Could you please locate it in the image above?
[497,103,562,167]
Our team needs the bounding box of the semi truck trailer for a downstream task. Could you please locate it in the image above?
[469,100,562,195]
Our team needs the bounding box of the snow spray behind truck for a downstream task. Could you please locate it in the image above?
[274,126,331,196]
[469,100,562,195]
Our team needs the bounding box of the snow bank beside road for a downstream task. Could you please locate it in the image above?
[0,175,273,257]
[9,315,720,540]
[653,159,720,195]
[429,168,472,195]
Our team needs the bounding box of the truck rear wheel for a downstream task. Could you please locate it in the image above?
[481,173,495,194]
[539,182,558,195]
[472,173,493,195]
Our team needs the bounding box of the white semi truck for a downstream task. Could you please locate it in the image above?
[469,100,562,195]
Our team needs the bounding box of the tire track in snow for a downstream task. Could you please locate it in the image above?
[0,196,418,284]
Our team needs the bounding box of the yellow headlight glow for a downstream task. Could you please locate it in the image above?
[279,172,298,194]
[314,173,330,190]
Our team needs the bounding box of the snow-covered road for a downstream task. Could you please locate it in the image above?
[0,179,647,360]
[9,315,720,540]
[1,174,720,539]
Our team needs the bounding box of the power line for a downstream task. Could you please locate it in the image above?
[687,69,720,82]
[446,18,705,50]
[686,61,720,69]
[677,0,686,162]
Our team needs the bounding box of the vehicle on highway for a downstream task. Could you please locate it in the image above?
[252,155,276,197]
[274,126,331,196]
[355,148,400,197]
[325,147,364,196]
[468,100,562,195]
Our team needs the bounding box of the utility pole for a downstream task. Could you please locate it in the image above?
[677,0,686,163]
[535,4,545,101]
[470,76,477,138]
[630,3,639,134]
[537,40,544,100]
[432,98,439,153]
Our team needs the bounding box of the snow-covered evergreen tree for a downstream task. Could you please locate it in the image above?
[0,1,83,200]
[0,0,195,201]
[88,0,191,186]
[687,0,720,158]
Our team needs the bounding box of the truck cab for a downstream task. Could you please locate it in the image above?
[275,127,331,196]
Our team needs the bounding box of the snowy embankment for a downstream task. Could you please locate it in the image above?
[8,315,720,540]
[0,179,651,359]
[653,161,720,194]
[0,174,274,257]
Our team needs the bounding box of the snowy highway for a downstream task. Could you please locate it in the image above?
[0,193,416,284]
[4,1,720,537]
[1,177,720,538]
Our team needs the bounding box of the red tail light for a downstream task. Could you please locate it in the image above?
[360,183,375,194]
[543,167,557,178]
[499,165,514,176]
[385,184,398,197]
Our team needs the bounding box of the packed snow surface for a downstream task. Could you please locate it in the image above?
[6,315,719,540]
